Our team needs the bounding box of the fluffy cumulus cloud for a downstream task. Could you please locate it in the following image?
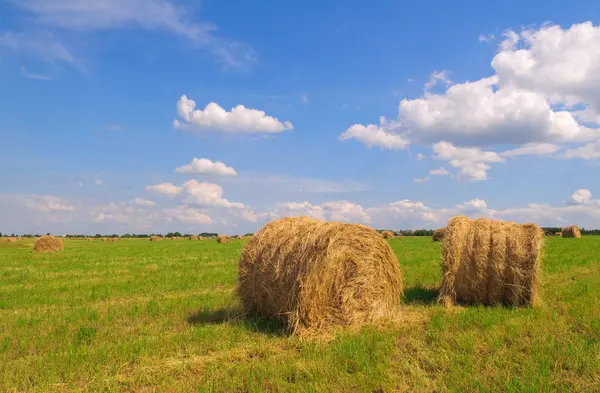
[182,180,245,208]
[492,22,600,116]
[175,157,237,176]
[433,142,504,181]
[568,189,592,205]
[173,95,293,134]
[21,195,75,212]
[340,21,600,181]
[275,200,372,223]
[457,199,489,216]
[2,188,599,233]
[145,183,182,196]
[163,206,212,224]
[339,117,408,150]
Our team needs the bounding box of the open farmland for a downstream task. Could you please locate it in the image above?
[1,237,599,392]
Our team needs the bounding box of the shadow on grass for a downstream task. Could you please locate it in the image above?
[403,286,439,305]
[186,308,287,337]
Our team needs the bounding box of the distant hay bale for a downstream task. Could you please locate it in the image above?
[561,225,581,238]
[216,235,231,244]
[439,216,543,307]
[6,238,16,243]
[433,228,446,242]
[381,230,395,239]
[150,236,161,242]
[33,235,64,253]
[237,216,403,335]
[555,232,563,237]
[189,235,199,240]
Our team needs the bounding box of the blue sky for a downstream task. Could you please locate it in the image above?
[1,0,599,235]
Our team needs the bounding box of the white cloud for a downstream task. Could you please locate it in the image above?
[433,142,504,181]
[478,33,495,43]
[10,0,255,69]
[457,199,488,216]
[397,75,594,146]
[22,195,75,212]
[343,22,600,166]
[145,182,182,196]
[174,95,293,134]
[164,206,212,224]
[413,177,429,183]
[20,66,52,80]
[182,180,245,208]
[429,167,449,176]
[94,179,103,186]
[0,31,85,72]
[275,200,371,223]
[492,22,600,117]
[340,117,409,150]
[500,143,561,157]
[130,198,156,207]
[424,70,452,91]
[175,157,237,176]
[416,153,426,161]
[568,189,592,205]
[563,141,600,159]
[367,200,444,228]
[301,93,309,104]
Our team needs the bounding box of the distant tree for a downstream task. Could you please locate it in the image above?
[243,233,254,237]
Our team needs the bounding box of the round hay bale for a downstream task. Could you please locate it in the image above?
[555,232,563,237]
[189,235,199,240]
[150,236,161,242]
[33,235,64,253]
[561,225,581,238]
[216,235,231,244]
[439,216,543,307]
[433,228,446,242]
[381,230,395,239]
[237,216,403,335]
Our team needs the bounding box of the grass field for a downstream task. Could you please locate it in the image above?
[1,237,599,392]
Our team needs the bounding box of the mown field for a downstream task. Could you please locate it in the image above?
[0,237,599,392]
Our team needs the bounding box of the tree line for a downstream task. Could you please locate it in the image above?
[2,228,599,238]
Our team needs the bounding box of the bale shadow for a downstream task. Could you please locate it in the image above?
[186,308,287,337]
[403,286,439,305]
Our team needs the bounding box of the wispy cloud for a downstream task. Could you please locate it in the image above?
[8,0,256,69]
[20,66,52,80]
[105,124,122,131]
[0,31,87,73]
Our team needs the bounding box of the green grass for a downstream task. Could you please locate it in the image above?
[1,237,599,392]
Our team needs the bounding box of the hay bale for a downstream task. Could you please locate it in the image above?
[555,232,563,237]
[439,216,543,307]
[189,235,199,240]
[561,225,581,238]
[33,235,64,253]
[381,230,395,239]
[237,216,403,335]
[150,236,161,242]
[216,235,231,244]
[6,238,16,243]
[433,228,446,242]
